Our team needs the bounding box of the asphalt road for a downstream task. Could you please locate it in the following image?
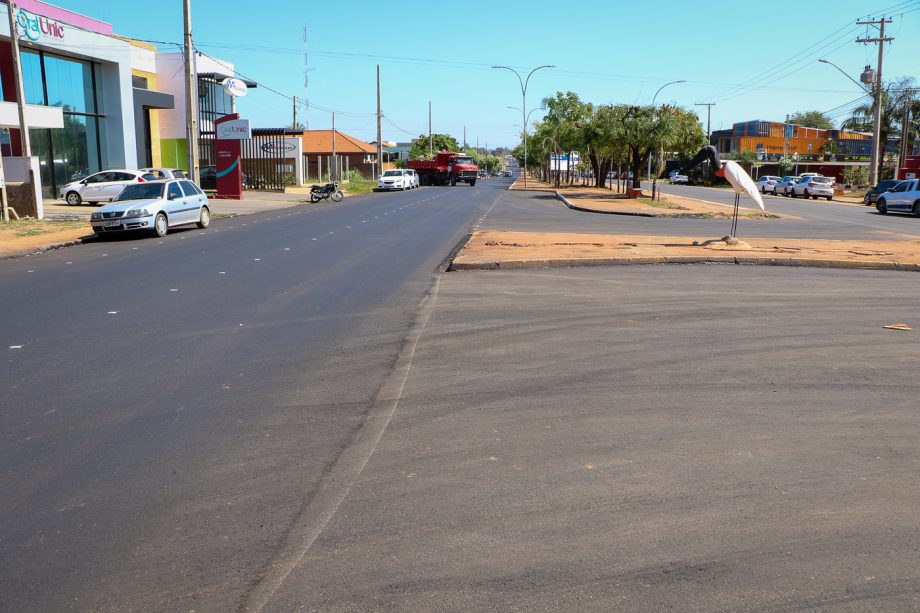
[5,174,920,611]
[0,179,506,611]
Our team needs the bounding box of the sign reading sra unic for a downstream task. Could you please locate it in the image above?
[217,119,251,140]
[17,9,65,42]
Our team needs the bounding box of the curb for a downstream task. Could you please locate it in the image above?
[3,235,94,260]
[449,255,920,273]
[554,191,657,217]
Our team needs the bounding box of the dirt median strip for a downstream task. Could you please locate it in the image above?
[450,231,920,272]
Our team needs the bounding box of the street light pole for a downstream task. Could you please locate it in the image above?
[493,64,554,188]
[648,80,685,181]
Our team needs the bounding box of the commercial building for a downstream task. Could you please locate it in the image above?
[0,0,176,199]
[711,120,873,162]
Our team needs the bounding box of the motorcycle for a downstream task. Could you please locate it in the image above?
[310,181,344,203]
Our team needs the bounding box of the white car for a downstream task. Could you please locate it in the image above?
[876,179,920,215]
[405,169,420,188]
[669,173,689,184]
[754,175,782,194]
[139,168,187,181]
[377,169,416,191]
[775,176,801,196]
[790,175,834,200]
[90,179,210,237]
[60,169,148,205]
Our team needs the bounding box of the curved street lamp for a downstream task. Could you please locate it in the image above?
[493,64,555,187]
[648,80,686,181]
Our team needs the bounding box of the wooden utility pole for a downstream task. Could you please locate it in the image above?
[7,1,30,158]
[376,65,382,179]
[428,101,432,158]
[332,111,337,180]
[183,0,200,183]
[695,102,716,141]
[293,95,298,130]
[857,17,893,186]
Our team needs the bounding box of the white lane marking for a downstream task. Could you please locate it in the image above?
[133,247,139,250]
[170,289,178,292]
[312,238,317,241]
[27,270,33,273]
[284,247,291,251]
[254,258,261,261]
[102,254,108,257]
[9,345,22,349]
[108,311,118,314]
[219,272,226,275]
[66,262,72,265]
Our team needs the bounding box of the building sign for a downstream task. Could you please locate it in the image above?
[260,142,296,154]
[214,114,243,199]
[549,152,580,172]
[221,78,248,98]
[216,118,250,140]
[17,9,65,42]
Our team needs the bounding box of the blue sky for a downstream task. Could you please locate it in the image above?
[56,0,920,148]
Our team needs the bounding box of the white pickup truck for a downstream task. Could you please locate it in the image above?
[876,179,920,215]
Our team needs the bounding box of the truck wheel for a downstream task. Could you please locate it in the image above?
[450,176,457,186]
[470,179,476,187]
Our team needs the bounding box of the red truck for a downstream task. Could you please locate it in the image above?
[407,152,479,186]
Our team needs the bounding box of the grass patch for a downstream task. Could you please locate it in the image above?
[343,177,376,195]
[3,219,87,238]
[639,198,688,210]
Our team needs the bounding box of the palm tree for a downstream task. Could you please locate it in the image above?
[842,76,917,181]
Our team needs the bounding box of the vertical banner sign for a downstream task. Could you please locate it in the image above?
[214,114,248,200]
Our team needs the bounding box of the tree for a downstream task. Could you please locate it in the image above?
[789,110,834,130]
[408,133,460,159]
[287,120,306,131]
[777,156,795,176]
[842,76,917,182]
[842,165,869,187]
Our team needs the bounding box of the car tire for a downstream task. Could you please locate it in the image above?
[65,191,82,206]
[826,196,833,201]
[804,189,810,199]
[197,206,210,229]
[812,195,818,200]
[789,190,797,198]
[877,199,888,214]
[913,201,920,217]
[153,212,169,237]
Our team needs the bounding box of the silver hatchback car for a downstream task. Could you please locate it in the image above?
[90,179,210,237]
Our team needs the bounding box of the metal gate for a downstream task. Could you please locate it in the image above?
[198,129,291,192]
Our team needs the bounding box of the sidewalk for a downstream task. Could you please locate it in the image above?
[3,191,310,259]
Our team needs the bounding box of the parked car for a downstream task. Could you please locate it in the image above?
[775,175,801,196]
[90,179,210,237]
[59,169,148,205]
[405,168,420,188]
[875,179,920,215]
[863,179,900,205]
[503,170,512,177]
[790,175,835,200]
[754,175,782,194]
[377,169,415,191]
[139,168,187,180]
[669,173,689,185]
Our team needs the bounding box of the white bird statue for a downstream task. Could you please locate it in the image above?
[682,146,764,236]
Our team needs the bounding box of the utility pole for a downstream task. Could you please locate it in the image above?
[376,65,382,179]
[695,103,716,141]
[183,0,199,183]
[331,111,336,181]
[428,101,432,158]
[463,126,467,150]
[8,1,30,158]
[303,26,309,130]
[857,16,893,186]
[293,95,297,130]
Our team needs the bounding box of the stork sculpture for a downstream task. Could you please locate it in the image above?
[681,146,764,237]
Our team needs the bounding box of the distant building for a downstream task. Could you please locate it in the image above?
[299,130,377,179]
[711,119,873,161]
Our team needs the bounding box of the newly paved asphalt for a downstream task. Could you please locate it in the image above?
[0,180,503,611]
[4,174,920,611]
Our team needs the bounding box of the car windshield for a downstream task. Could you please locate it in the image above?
[115,183,165,201]
[451,157,475,165]
[383,171,402,177]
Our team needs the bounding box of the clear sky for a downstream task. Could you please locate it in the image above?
[52,0,920,148]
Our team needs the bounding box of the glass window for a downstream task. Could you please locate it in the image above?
[173,170,187,179]
[167,182,183,199]
[111,172,135,181]
[178,180,197,196]
[43,54,95,113]
[21,51,45,105]
[86,172,112,183]
[52,114,92,190]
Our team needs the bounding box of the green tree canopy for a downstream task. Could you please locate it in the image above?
[788,110,834,130]
[409,134,460,159]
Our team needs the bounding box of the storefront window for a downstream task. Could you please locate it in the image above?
[23,50,105,197]
[43,55,95,114]
[21,51,45,105]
